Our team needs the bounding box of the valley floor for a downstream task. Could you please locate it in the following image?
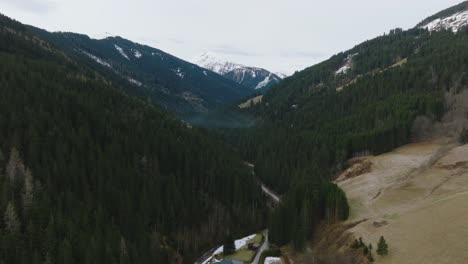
[337,138,468,264]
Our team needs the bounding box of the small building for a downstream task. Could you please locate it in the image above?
[248,242,261,250]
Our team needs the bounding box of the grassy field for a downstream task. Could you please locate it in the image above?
[337,140,468,264]
[221,233,263,262]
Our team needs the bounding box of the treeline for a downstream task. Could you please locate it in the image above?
[0,14,266,263]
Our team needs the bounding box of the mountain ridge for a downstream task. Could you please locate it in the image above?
[30,29,253,118]
[417,1,468,32]
[194,51,283,91]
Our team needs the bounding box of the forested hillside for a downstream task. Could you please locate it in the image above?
[225,23,468,248]
[0,14,266,263]
[30,28,251,119]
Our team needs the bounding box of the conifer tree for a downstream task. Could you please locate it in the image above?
[377,236,388,256]
[351,239,360,249]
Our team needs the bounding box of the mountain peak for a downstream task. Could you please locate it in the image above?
[194,52,246,75]
[193,51,282,90]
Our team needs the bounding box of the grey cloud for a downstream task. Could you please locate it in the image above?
[280,50,326,59]
[212,45,256,57]
[3,0,56,14]
[168,38,185,44]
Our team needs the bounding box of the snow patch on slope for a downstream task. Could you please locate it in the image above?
[133,49,142,58]
[212,234,256,255]
[80,50,111,68]
[127,77,142,86]
[256,73,273,90]
[335,53,358,75]
[421,10,468,32]
[114,44,130,60]
[173,68,185,79]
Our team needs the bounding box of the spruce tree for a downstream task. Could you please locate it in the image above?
[377,236,388,256]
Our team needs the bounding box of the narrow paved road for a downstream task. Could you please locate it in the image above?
[244,162,281,205]
[195,164,280,264]
[261,184,280,204]
[252,230,269,264]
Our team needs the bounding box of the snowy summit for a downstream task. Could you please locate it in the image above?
[193,52,283,90]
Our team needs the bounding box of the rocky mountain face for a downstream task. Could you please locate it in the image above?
[194,52,283,91]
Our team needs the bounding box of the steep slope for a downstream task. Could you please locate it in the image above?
[226,1,468,255]
[194,52,282,91]
[30,30,252,118]
[417,1,468,32]
[0,14,266,263]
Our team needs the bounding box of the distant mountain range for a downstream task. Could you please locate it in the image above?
[194,52,283,91]
[30,30,253,118]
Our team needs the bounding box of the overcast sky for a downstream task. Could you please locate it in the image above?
[0,0,462,74]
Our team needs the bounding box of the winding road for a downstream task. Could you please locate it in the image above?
[195,163,280,264]
[252,230,269,264]
[245,162,281,205]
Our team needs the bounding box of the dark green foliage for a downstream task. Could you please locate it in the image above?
[269,172,349,248]
[223,234,236,255]
[355,240,372,258]
[460,128,468,144]
[351,239,360,249]
[377,236,389,256]
[0,14,266,263]
[363,244,369,256]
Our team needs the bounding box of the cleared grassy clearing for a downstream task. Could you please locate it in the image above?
[221,233,263,262]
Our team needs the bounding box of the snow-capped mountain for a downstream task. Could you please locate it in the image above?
[418,1,468,32]
[194,52,283,90]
